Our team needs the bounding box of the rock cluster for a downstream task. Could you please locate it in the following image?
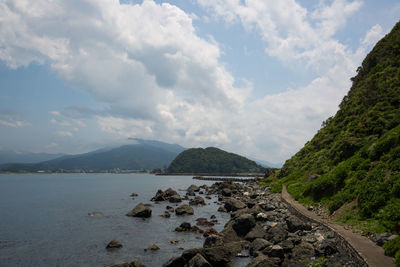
[162,181,357,267]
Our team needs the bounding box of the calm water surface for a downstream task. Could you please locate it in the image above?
[0,173,246,266]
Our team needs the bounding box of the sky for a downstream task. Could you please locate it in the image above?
[0,0,399,164]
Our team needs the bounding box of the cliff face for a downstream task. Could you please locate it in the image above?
[276,22,400,232]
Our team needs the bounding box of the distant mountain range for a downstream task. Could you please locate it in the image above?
[1,139,185,172]
[167,147,265,174]
[0,150,64,165]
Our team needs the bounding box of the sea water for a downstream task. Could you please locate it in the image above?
[0,173,246,266]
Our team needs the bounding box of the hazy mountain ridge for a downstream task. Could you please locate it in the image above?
[1,139,185,172]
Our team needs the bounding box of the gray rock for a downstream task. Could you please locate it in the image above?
[218,206,227,212]
[315,240,337,255]
[246,255,280,267]
[182,248,204,262]
[175,205,194,216]
[372,232,392,246]
[190,196,205,206]
[245,224,266,241]
[279,239,294,253]
[262,244,284,258]
[203,228,218,237]
[203,235,223,248]
[188,253,211,267]
[163,256,186,267]
[188,185,200,192]
[126,203,152,218]
[169,194,182,203]
[144,244,160,251]
[224,198,247,212]
[221,188,232,197]
[249,238,272,256]
[285,215,311,232]
[266,224,288,244]
[202,246,233,267]
[292,241,315,259]
[232,214,256,236]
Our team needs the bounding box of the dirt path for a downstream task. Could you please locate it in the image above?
[281,186,395,267]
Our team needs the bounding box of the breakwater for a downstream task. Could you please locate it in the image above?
[193,176,255,182]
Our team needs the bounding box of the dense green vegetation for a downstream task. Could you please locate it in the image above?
[1,139,185,172]
[167,147,264,174]
[263,21,400,240]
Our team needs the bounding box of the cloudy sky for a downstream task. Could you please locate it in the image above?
[0,0,399,164]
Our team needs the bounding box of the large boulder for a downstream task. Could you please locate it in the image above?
[265,224,288,244]
[249,238,272,256]
[175,205,194,215]
[285,215,311,232]
[291,241,315,259]
[169,194,182,203]
[126,203,152,218]
[244,224,266,241]
[246,255,280,267]
[203,235,224,248]
[202,246,233,266]
[224,198,247,212]
[232,214,256,236]
[188,253,211,267]
[188,185,200,192]
[163,256,186,267]
[221,188,232,197]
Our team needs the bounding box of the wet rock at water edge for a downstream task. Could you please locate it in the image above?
[169,194,182,203]
[202,246,233,266]
[175,222,204,233]
[106,240,122,249]
[88,211,104,216]
[126,203,152,218]
[188,253,212,267]
[187,184,200,192]
[130,192,138,197]
[196,218,214,227]
[189,196,205,206]
[224,198,246,212]
[145,244,160,251]
[203,228,218,237]
[175,204,194,215]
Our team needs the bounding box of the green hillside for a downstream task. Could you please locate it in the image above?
[167,147,264,174]
[265,22,400,235]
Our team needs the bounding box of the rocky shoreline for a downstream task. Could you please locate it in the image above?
[107,181,363,267]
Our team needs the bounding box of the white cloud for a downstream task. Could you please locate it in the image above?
[55,130,73,137]
[361,24,384,48]
[0,0,385,162]
[0,113,30,128]
[49,111,61,116]
[50,118,71,127]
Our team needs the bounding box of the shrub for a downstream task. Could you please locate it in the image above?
[376,198,400,231]
[383,236,400,257]
[358,181,390,218]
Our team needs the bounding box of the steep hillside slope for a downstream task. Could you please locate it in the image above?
[269,22,400,234]
[167,147,264,174]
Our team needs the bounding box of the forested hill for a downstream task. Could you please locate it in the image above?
[272,22,400,233]
[167,147,265,174]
